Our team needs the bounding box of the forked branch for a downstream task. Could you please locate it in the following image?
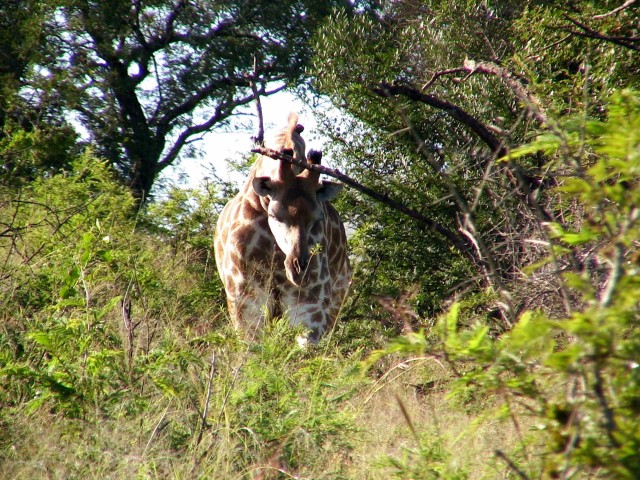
[372,83,508,157]
[251,146,476,262]
[563,15,640,52]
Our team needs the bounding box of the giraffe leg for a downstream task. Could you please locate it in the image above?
[280,280,332,345]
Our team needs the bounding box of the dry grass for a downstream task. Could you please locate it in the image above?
[345,358,528,479]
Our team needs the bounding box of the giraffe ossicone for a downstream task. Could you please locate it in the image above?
[214,113,351,344]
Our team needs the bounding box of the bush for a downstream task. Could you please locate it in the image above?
[364,90,640,479]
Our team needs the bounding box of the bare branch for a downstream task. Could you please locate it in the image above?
[251,146,476,261]
[529,34,573,57]
[563,15,640,51]
[592,363,620,448]
[461,60,548,125]
[495,450,530,480]
[592,0,636,20]
[251,56,265,146]
[373,78,556,224]
[195,349,217,447]
[158,84,286,169]
[373,82,508,157]
[418,61,548,126]
[421,67,467,90]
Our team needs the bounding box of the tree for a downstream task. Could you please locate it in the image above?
[0,0,80,184]
[309,0,639,322]
[29,0,360,199]
[0,1,29,134]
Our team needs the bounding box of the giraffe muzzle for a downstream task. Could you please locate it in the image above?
[285,253,309,287]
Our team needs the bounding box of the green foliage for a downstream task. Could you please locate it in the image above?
[364,90,640,478]
[0,104,79,186]
[2,2,639,478]
[0,153,210,418]
[0,149,378,479]
[377,430,469,480]
[310,2,538,318]
[309,0,639,330]
[218,319,361,476]
[510,2,640,116]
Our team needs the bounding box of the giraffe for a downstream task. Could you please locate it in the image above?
[214,113,351,345]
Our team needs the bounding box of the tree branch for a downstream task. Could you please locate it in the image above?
[252,146,476,261]
[419,60,547,126]
[421,67,468,90]
[154,78,247,135]
[495,450,530,480]
[563,15,640,52]
[373,79,555,223]
[251,56,265,146]
[592,0,636,20]
[373,82,508,157]
[460,60,548,125]
[592,363,620,448]
[157,85,286,170]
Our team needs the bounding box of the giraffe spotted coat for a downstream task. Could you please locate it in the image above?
[214,113,351,344]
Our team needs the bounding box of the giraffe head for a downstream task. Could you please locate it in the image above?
[252,115,343,286]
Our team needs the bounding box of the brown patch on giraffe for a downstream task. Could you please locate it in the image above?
[215,236,225,261]
[240,201,263,221]
[310,311,325,325]
[224,275,236,293]
[307,283,323,299]
[255,215,269,232]
[308,327,321,343]
[231,225,258,251]
[303,262,319,281]
[273,270,288,285]
[230,264,242,279]
[256,233,274,252]
[322,295,332,309]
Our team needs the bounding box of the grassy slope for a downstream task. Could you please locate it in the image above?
[1,309,524,479]
[5,112,640,478]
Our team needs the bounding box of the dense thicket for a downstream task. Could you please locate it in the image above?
[310,0,639,324]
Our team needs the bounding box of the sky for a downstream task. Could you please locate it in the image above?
[159,91,326,190]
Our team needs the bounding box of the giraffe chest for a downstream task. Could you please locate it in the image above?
[235,216,329,287]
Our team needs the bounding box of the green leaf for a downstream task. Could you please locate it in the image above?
[546,223,599,245]
[95,295,123,321]
[465,325,490,354]
[59,285,77,300]
[498,134,561,162]
[545,343,582,370]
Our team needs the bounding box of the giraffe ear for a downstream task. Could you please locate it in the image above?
[253,176,274,197]
[316,181,343,202]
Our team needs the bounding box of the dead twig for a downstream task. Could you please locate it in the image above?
[592,0,636,20]
[195,349,217,447]
[373,82,508,158]
[563,15,640,52]
[592,363,620,448]
[250,55,265,146]
[421,67,467,90]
